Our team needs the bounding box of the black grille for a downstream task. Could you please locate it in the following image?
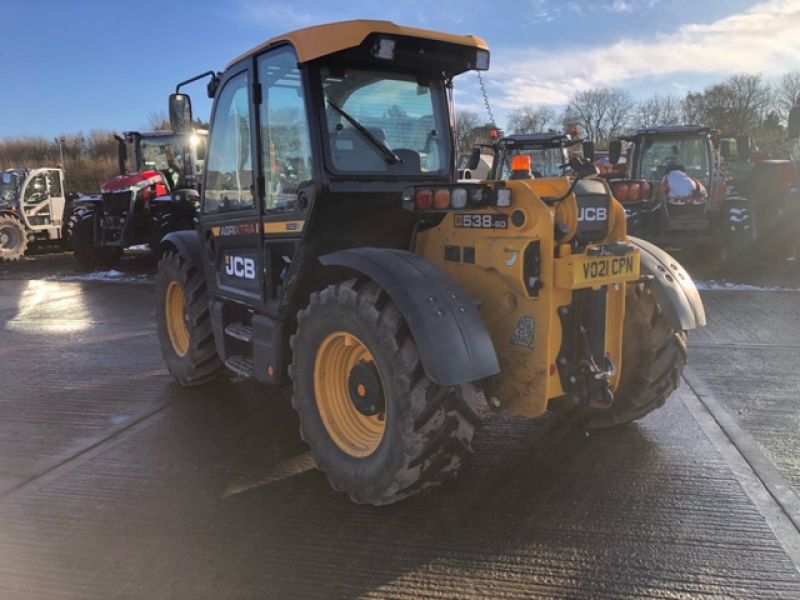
[102,191,132,216]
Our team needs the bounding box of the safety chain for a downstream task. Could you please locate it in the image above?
[477,71,497,130]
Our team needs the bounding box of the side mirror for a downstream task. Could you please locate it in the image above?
[609,140,622,165]
[736,136,751,161]
[720,139,731,159]
[789,106,800,140]
[1,172,11,185]
[582,141,595,162]
[466,147,481,171]
[169,93,193,133]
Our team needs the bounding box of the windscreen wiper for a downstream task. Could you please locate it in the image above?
[326,99,401,164]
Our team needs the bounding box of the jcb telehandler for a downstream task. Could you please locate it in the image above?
[155,20,705,505]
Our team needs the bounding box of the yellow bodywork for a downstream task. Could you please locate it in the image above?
[227,19,488,68]
[414,178,639,418]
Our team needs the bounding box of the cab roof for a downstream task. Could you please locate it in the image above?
[498,133,574,147]
[226,19,488,69]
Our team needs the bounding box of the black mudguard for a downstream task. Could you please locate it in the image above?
[629,236,706,330]
[160,230,204,267]
[320,248,500,387]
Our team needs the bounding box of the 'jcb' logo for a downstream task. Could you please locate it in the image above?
[578,207,608,222]
[224,255,256,280]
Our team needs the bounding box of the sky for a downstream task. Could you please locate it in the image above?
[2,0,800,138]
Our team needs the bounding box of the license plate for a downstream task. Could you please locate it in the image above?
[566,253,640,288]
[574,255,639,286]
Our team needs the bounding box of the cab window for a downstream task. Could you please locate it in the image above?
[204,72,253,214]
[258,47,313,213]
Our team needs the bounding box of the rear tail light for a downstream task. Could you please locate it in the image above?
[612,180,651,203]
[403,184,501,212]
[415,188,433,210]
[434,189,451,209]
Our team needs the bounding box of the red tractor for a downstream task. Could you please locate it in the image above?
[70,129,206,270]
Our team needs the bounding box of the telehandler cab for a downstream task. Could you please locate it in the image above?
[0,167,72,262]
[156,20,705,505]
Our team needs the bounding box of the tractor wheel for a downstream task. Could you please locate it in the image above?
[290,278,484,505]
[155,251,223,386]
[70,207,122,271]
[0,214,28,262]
[552,280,688,429]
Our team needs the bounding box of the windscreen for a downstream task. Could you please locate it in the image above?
[0,171,20,203]
[638,137,710,181]
[320,66,450,175]
[139,135,188,188]
[497,146,567,179]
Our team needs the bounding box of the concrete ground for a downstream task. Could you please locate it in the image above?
[1,252,800,599]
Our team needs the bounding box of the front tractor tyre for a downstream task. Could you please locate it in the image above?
[0,214,28,262]
[70,207,122,271]
[290,279,484,505]
[554,280,688,429]
[155,251,224,386]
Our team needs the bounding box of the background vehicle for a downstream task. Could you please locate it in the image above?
[155,20,704,506]
[483,132,593,180]
[606,126,755,264]
[0,167,72,262]
[70,130,206,270]
[718,132,800,260]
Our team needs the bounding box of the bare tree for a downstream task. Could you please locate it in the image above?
[565,87,634,145]
[146,111,170,131]
[506,105,556,134]
[455,110,494,155]
[776,71,800,122]
[635,94,683,128]
[683,74,769,133]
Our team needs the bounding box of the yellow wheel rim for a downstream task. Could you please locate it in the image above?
[165,281,190,357]
[314,332,386,458]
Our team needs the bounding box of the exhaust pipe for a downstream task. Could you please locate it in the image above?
[113,134,127,175]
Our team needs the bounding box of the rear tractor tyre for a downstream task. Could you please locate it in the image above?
[290,278,484,505]
[70,207,122,271]
[0,214,28,262]
[155,251,224,386]
[553,279,688,429]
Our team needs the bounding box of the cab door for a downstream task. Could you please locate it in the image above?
[254,46,316,309]
[198,65,267,307]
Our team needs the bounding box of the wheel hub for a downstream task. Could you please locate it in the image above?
[314,331,387,458]
[348,360,385,417]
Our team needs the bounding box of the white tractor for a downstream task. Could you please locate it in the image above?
[0,168,71,262]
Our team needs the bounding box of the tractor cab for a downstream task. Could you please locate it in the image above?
[0,168,67,229]
[116,130,207,193]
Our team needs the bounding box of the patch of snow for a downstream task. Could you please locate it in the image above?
[696,280,800,292]
[51,270,153,284]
